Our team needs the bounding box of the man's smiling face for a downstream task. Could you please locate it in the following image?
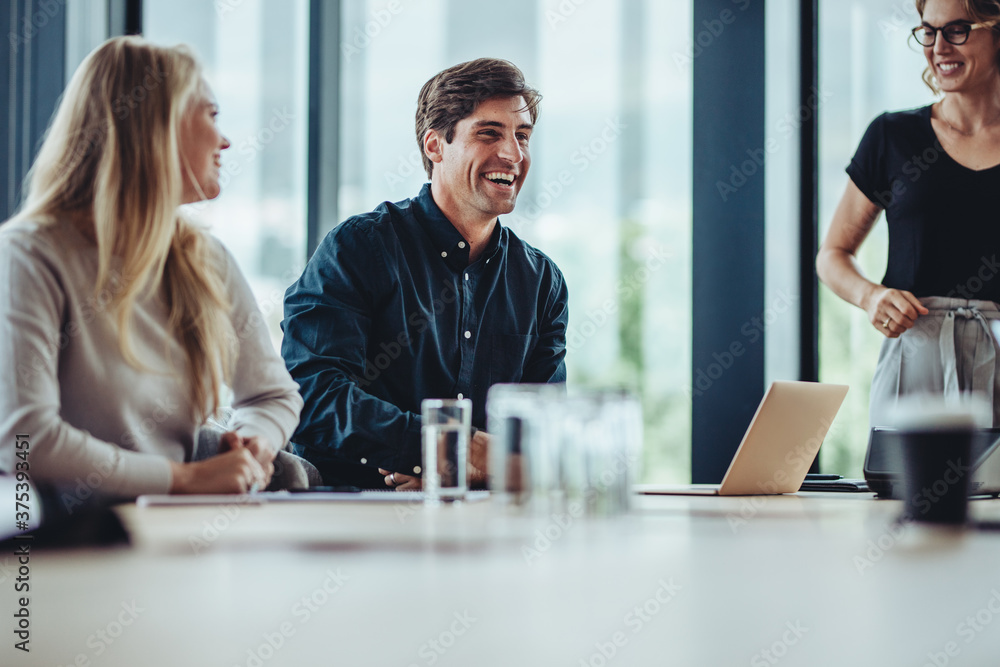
[426,95,533,223]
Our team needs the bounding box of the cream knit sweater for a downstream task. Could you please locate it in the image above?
[0,217,303,498]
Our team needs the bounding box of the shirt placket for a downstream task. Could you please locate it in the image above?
[455,264,478,401]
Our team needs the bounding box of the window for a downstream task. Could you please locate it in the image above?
[144,0,311,349]
[818,0,929,474]
[340,0,693,482]
[141,0,693,482]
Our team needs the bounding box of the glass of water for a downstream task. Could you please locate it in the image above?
[486,383,564,509]
[421,398,472,501]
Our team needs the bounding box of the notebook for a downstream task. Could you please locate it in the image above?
[136,490,489,507]
[637,380,849,496]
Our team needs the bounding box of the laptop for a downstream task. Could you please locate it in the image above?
[863,427,1000,499]
[638,380,849,496]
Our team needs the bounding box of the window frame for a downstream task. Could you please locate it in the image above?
[2,0,826,480]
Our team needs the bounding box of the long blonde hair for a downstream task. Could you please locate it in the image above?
[12,36,234,422]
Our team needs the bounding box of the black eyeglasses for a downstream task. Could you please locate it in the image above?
[911,21,993,46]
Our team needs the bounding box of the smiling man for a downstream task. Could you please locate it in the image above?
[281,59,568,490]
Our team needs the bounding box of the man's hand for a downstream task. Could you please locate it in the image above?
[378,468,422,491]
[378,430,491,491]
[469,430,490,489]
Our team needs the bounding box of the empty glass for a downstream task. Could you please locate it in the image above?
[486,384,642,516]
[558,389,642,516]
[486,384,563,508]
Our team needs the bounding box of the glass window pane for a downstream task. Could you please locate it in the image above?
[765,1,803,387]
[144,0,310,350]
[818,0,927,474]
[341,0,693,483]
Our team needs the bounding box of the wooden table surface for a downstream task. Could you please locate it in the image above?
[2,491,1000,666]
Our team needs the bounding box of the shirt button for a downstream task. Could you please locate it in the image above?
[464,273,469,280]
[360,458,367,464]
[413,466,422,474]
[441,251,448,258]
[457,393,464,400]
[464,331,471,339]
[458,241,467,249]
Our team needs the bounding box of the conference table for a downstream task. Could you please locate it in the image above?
[3,490,1000,666]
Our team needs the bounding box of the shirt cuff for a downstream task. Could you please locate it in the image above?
[230,411,288,455]
[104,453,173,498]
[393,421,423,475]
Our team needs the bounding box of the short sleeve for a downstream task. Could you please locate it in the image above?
[846,113,889,206]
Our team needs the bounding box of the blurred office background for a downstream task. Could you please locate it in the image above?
[2,0,934,483]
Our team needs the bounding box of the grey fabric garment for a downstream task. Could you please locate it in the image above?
[196,408,321,490]
[0,218,303,497]
[869,297,1000,428]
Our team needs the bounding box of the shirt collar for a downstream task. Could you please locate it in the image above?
[413,183,503,271]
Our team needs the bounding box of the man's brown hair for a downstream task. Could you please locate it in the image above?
[415,58,541,178]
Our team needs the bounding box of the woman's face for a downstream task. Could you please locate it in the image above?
[921,0,1000,95]
[179,80,230,204]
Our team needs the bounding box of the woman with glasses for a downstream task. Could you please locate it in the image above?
[0,37,304,499]
[817,0,1000,426]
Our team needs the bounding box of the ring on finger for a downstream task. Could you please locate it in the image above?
[883,318,891,329]
[389,472,397,486]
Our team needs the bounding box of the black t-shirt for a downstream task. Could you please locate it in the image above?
[848,104,1000,301]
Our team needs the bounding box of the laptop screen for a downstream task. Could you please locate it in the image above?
[865,427,1000,474]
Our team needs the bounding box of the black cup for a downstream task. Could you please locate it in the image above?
[890,429,974,525]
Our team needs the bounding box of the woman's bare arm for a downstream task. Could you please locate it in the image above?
[816,180,927,337]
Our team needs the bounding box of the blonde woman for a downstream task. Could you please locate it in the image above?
[0,37,303,498]
[818,0,1000,426]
